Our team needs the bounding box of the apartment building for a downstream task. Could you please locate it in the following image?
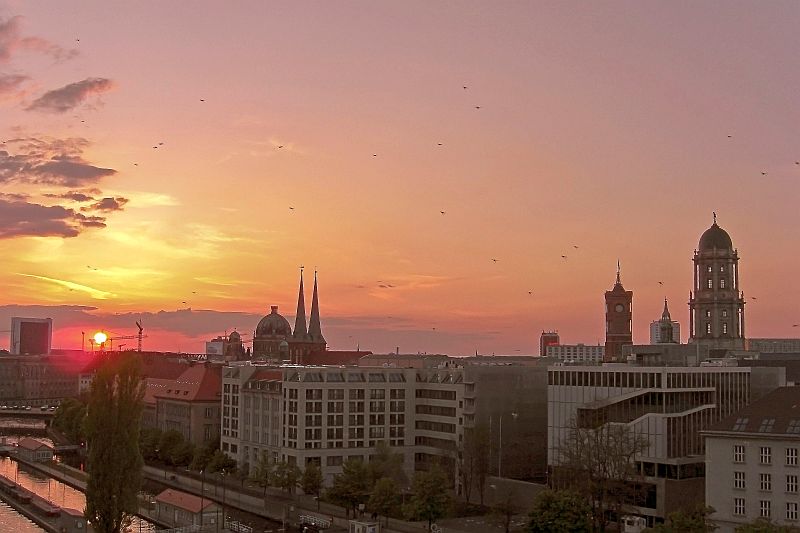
[548,363,761,523]
[221,363,465,485]
[546,344,604,363]
[154,363,222,447]
[704,387,800,532]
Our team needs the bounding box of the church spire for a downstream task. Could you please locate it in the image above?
[616,260,621,285]
[662,298,671,321]
[293,267,308,339]
[308,270,325,344]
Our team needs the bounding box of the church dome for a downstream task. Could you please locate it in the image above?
[699,222,733,251]
[229,331,241,342]
[256,306,292,337]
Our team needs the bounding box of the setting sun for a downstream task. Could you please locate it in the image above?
[93,332,108,345]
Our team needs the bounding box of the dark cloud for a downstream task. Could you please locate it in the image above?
[43,191,96,202]
[0,191,28,201]
[0,136,116,187]
[0,197,110,239]
[0,16,78,64]
[27,77,115,113]
[81,196,129,212]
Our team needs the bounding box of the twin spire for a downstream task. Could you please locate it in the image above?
[293,267,325,343]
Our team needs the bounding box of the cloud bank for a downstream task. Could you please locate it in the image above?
[27,77,115,113]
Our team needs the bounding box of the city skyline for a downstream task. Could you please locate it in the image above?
[1,2,799,355]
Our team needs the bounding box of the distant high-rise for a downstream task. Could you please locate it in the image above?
[10,317,52,355]
[540,331,560,356]
[689,215,745,351]
[650,299,681,344]
[604,262,633,362]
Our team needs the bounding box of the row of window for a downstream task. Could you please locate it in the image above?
[733,471,798,492]
[733,445,798,466]
[734,498,798,520]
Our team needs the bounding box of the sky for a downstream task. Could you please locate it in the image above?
[1,1,799,356]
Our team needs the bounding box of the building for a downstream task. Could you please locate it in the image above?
[205,331,248,362]
[704,387,800,532]
[649,299,681,344]
[747,339,800,354]
[546,344,604,363]
[9,317,52,355]
[252,270,326,362]
[221,363,465,487]
[0,355,80,405]
[689,215,746,352]
[358,353,449,369]
[548,363,758,523]
[540,331,560,357]
[155,488,221,529]
[154,362,222,447]
[604,263,633,362]
[16,437,54,462]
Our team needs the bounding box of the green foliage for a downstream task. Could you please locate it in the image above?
[301,462,324,498]
[84,354,145,533]
[527,490,591,533]
[647,505,717,533]
[326,458,371,516]
[271,460,302,494]
[251,450,273,491]
[369,477,400,525]
[53,397,87,443]
[138,428,162,461]
[157,430,186,465]
[459,424,490,504]
[206,449,237,474]
[492,489,518,533]
[367,441,408,487]
[405,465,451,529]
[735,518,800,533]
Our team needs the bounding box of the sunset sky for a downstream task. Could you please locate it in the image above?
[1,2,799,355]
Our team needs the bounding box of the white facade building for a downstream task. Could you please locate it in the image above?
[546,344,604,363]
[649,321,681,344]
[704,387,800,532]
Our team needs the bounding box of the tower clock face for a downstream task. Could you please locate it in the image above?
[615,304,625,313]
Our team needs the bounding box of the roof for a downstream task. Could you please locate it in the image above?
[699,222,733,251]
[156,488,216,513]
[154,363,222,402]
[249,369,283,381]
[304,350,372,366]
[17,437,53,451]
[706,387,800,435]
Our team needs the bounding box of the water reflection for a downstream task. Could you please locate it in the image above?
[0,458,155,532]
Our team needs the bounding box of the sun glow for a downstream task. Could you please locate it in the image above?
[93,331,108,345]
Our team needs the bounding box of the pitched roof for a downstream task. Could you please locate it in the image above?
[17,437,53,451]
[304,350,371,366]
[156,488,216,513]
[706,386,800,436]
[154,363,221,402]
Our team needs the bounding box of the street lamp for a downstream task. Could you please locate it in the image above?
[200,470,205,527]
[498,411,518,477]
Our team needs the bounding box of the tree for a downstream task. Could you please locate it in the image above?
[458,424,490,504]
[491,488,517,533]
[157,430,185,465]
[527,490,591,533]
[734,518,800,533]
[139,428,162,461]
[271,460,301,494]
[251,450,273,496]
[53,397,88,443]
[302,462,324,505]
[369,477,399,526]
[327,458,371,517]
[646,504,717,532]
[190,437,219,471]
[84,353,145,533]
[206,449,237,474]
[555,422,648,532]
[172,441,195,467]
[406,466,451,530]
[368,441,408,487]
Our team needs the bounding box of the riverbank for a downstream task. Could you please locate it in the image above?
[0,472,87,533]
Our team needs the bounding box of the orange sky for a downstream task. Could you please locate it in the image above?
[1,2,799,355]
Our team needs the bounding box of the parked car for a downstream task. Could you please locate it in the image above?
[40,406,48,411]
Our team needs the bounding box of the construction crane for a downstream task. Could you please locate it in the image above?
[91,326,148,353]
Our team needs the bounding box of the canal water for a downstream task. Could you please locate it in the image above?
[0,420,156,532]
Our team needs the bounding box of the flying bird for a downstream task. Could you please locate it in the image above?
[152,146,158,149]
[289,206,295,211]
[727,135,733,138]
[277,145,284,149]
[491,258,498,263]
[761,171,768,176]
[200,99,205,102]
[158,142,164,146]
[561,255,568,260]
[795,161,799,165]
[528,291,533,295]
[437,143,443,146]
[793,324,799,328]
[750,296,758,301]
[462,86,468,90]
[133,163,139,166]
[572,245,579,249]
[658,281,664,286]
[440,211,446,215]
[474,106,481,109]
[372,154,377,157]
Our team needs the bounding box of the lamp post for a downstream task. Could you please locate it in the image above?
[221,470,226,530]
[200,470,205,527]
[498,412,518,477]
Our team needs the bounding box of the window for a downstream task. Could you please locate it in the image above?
[787,502,798,521]
[788,423,800,435]
[720,279,726,289]
[707,279,713,289]
[788,475,798,493]
[761,500,771,518]
[789,448,799,465]
[707,265,713,273]
[733,418,748,431]
[734,445,745,463]
[326,456,343,467]
[758,419,775,433]
[723,322,728,334]
[706,310,712,318]
[734,471,746,489]
[734,498,746,516]
[761,447,772,465]
[706,323,712,334]
[760,473,771,491]
[720,265,725,272]
[722,309,728,318]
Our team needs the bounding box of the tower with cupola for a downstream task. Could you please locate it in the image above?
[604,262,633,362]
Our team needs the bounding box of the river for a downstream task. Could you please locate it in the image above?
[0,421,156,532]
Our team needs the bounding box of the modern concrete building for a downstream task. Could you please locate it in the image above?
[540,331,560,357]
[548,363,759,523]
[704,387,800,532]
[546,344,604,363]
[9,317,52,355]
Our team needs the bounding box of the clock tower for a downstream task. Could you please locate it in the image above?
[604,262,633,362]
